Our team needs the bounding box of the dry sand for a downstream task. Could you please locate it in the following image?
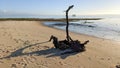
[0,21,120,68]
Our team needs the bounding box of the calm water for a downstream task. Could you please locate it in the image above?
[44,15,120,41]
[1,15,120,41]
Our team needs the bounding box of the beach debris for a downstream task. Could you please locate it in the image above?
[116,65,120,68]
[66,5,74,42]
[49,35,89,53]
[49,5,89,54]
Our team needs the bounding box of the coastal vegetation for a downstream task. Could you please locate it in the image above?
[0,18,102,22]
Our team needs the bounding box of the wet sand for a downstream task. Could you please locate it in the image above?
[0,21,120,68]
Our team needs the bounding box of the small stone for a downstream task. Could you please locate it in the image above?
[0,61,4,63]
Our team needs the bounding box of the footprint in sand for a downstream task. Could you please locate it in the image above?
[0,61,4,64]
[88,57,92,60]
[13,39,18,43]
[59,61,64,65]
[11,64,17,68]
[100,57,104,60]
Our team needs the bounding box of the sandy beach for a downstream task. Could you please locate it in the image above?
[0,21,120,68]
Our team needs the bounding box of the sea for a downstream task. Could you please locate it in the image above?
[43,15,120,42]
[1,15,120,41]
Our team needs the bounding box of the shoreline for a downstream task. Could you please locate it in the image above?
[0,18,102,22]
[0,21,120,68]
[42,22,120,43]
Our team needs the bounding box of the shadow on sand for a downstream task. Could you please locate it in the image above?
[0,41,83,59]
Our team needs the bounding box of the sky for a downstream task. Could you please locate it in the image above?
[0,0,120,16]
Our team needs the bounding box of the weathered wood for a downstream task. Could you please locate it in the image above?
[66,5,74,42]
[49,5,89,53]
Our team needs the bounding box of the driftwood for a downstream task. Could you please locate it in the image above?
[66,5,74,42]
[116,65,120,68]
[49,5,89,53]
[49,35,89,52]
